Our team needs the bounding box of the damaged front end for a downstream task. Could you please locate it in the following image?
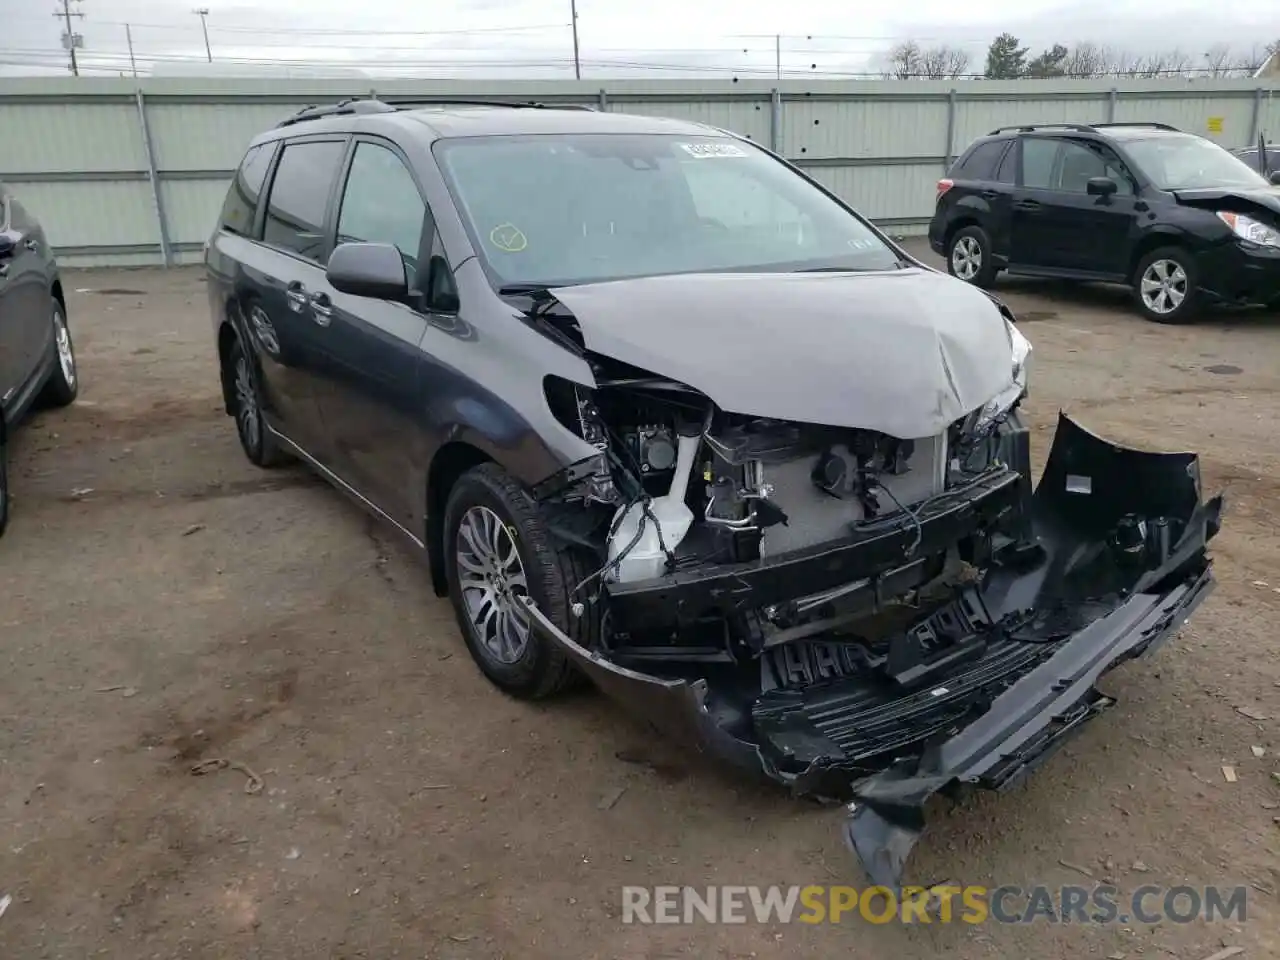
[514,278,1221,894]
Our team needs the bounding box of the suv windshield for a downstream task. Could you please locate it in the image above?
[433,133,901,287]
[1122,135,1270,191]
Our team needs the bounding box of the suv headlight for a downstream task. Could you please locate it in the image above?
[1217,211,1280,248]
[973,318,1031,436]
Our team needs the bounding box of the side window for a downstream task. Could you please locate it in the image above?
[1056,141,1133,195]
[993,144,1016,184]
[954,140,1009,181]
[336,142,428,270]
[219,142,275,237]
[1021,138,1060,189]
[262,139,346,262]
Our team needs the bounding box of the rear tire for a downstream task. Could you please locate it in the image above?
[442,463,594,700]
[1132,247,1199,324]
[946,225,998,288]
[227,336,289,468]
[0,433,9,539]
[38,299,78,408]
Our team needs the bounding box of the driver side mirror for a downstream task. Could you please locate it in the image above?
[326,242,409,301]
[1086,177,1119,198]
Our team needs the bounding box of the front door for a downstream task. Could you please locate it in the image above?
[310,138,436,532]
[1010,136,1139,278]
[243,136,349,459]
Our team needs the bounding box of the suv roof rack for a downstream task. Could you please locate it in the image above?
[276,96,596,128]
[986,121,1181,136]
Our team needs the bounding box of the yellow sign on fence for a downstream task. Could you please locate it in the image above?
[1207,116,1225,134]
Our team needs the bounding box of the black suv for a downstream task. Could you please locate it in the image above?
[929,122,1280,322]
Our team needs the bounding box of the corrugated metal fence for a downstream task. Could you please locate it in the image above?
[1,76,1277,267]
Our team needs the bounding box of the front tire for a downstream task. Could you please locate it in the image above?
[442,463,594,700]
[227,336,288,467]
[1133,247,1199,323]
[39,299,78,408]
[946,225,998,288]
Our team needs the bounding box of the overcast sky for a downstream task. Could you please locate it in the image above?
[1,0,1276,78]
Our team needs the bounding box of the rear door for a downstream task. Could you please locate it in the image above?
[949,138,1017,260]
[1010,136,1139,277]
[0,188,51,403]
[309,137,440,531]
[245,135,348,458]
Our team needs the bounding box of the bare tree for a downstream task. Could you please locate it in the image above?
[919,45,972,78]
[1202,43,1236,77]
[1236,44,1271,75]
[1061,42,1109,78]
[884,41,922,79]
[1135,49,1193,78]
[1104,47,1142,76]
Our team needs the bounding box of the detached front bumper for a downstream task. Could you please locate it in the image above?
[521,412,1223,893]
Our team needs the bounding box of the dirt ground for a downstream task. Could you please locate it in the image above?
[1,244,1278,959]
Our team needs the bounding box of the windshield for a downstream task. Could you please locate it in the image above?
[1123,135,1270,191]
[433,133,902,288]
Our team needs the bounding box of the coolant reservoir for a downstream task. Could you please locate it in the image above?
[607,432,700,583]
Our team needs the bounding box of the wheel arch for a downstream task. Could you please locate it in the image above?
[1128,230,1192,283]
[50,276,66,313]
[425,440,494,596]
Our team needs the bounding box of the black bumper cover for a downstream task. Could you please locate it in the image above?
[521,412,1224,894]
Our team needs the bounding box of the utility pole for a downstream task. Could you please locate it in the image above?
[775,34,781,80]
[54,0,85,77]
[570,0,581,80]
[193,7,212,62]
[125,23,137,77]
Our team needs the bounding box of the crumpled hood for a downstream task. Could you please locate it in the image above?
[1173,186,1280,217]
[550,268,1016,438]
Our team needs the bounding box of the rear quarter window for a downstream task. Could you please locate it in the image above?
[952,140,1010,181]
[219,142,275,237]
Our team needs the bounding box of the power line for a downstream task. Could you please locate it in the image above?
[53,0,84,76]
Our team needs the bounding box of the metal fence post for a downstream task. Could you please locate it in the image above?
[134,89,173,267]
[1107,87,1118,123]
[769,88,781,153]
[944,88,957,169]
[1249,87,1264,145]
[597,88,607,111]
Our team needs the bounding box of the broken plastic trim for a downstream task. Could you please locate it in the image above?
[520,412,1223,896]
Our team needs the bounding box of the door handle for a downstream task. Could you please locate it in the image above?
[981,190,1001,200]
[1014,200,1041,211]
[310,291,333,326]
[285,281,308,314]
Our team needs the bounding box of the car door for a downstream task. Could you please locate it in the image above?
[245,135,348,459]
[0,188,51,405]
[1010,136,1140,277]
[309,137,443,531]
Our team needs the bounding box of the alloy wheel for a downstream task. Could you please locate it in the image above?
[456,505,531,665]
[53,307,76,388]
[1140,259,1188,316]
[951,236,982,281]
[234,354,261,452]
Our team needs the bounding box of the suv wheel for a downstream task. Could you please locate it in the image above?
[442,463,593,700]
[1133,247,1198,323]
[946,226,997,288]
[39,299,78,407]
[227,336,289,467]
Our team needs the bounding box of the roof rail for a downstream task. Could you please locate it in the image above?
[1090,121,1180,131]
[986,123,1098,135]
[275,95,596,128]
